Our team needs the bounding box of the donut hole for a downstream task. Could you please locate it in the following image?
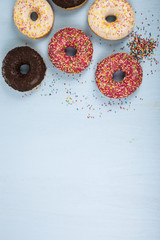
[65,47,77,57]
[20,64,30,75]
[113,71,125,82]
[105,15,117,23]
[30,12,39,21]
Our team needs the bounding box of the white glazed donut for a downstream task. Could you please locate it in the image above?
[88,0,135,40]
[14,0,54,39]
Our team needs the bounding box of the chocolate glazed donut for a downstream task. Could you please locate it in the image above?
[2,46,46,92]
[52,0,88,9]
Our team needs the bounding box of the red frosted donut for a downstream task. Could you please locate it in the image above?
[48,27,93,74]
[96,53,143,99]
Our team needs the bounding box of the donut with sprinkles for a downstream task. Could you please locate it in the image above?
[88,0,135,40]
[48,28,93,74]
[96,53,143,99]
[14,0,54,39]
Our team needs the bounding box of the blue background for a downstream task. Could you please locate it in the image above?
[0,0,160,239]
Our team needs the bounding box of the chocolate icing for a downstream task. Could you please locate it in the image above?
[2,46,46,92]
[52,0,87,9]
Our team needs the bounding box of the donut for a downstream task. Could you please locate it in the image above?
[88,0,135,40]
[48,28,93,74]
[51,0,88,10]
[14,0,54,39]
[96,53,143,99]
[2,46,46,92]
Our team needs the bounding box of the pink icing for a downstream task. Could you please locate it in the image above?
[48,28,93,74]
[96,53,143,99]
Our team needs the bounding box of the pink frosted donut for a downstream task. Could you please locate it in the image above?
[48,28,93,74]
[96,53,143,99]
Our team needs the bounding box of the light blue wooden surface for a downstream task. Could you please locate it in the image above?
[0,0,160,239]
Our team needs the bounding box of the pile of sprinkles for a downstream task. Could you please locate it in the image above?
[127,32,159,61]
